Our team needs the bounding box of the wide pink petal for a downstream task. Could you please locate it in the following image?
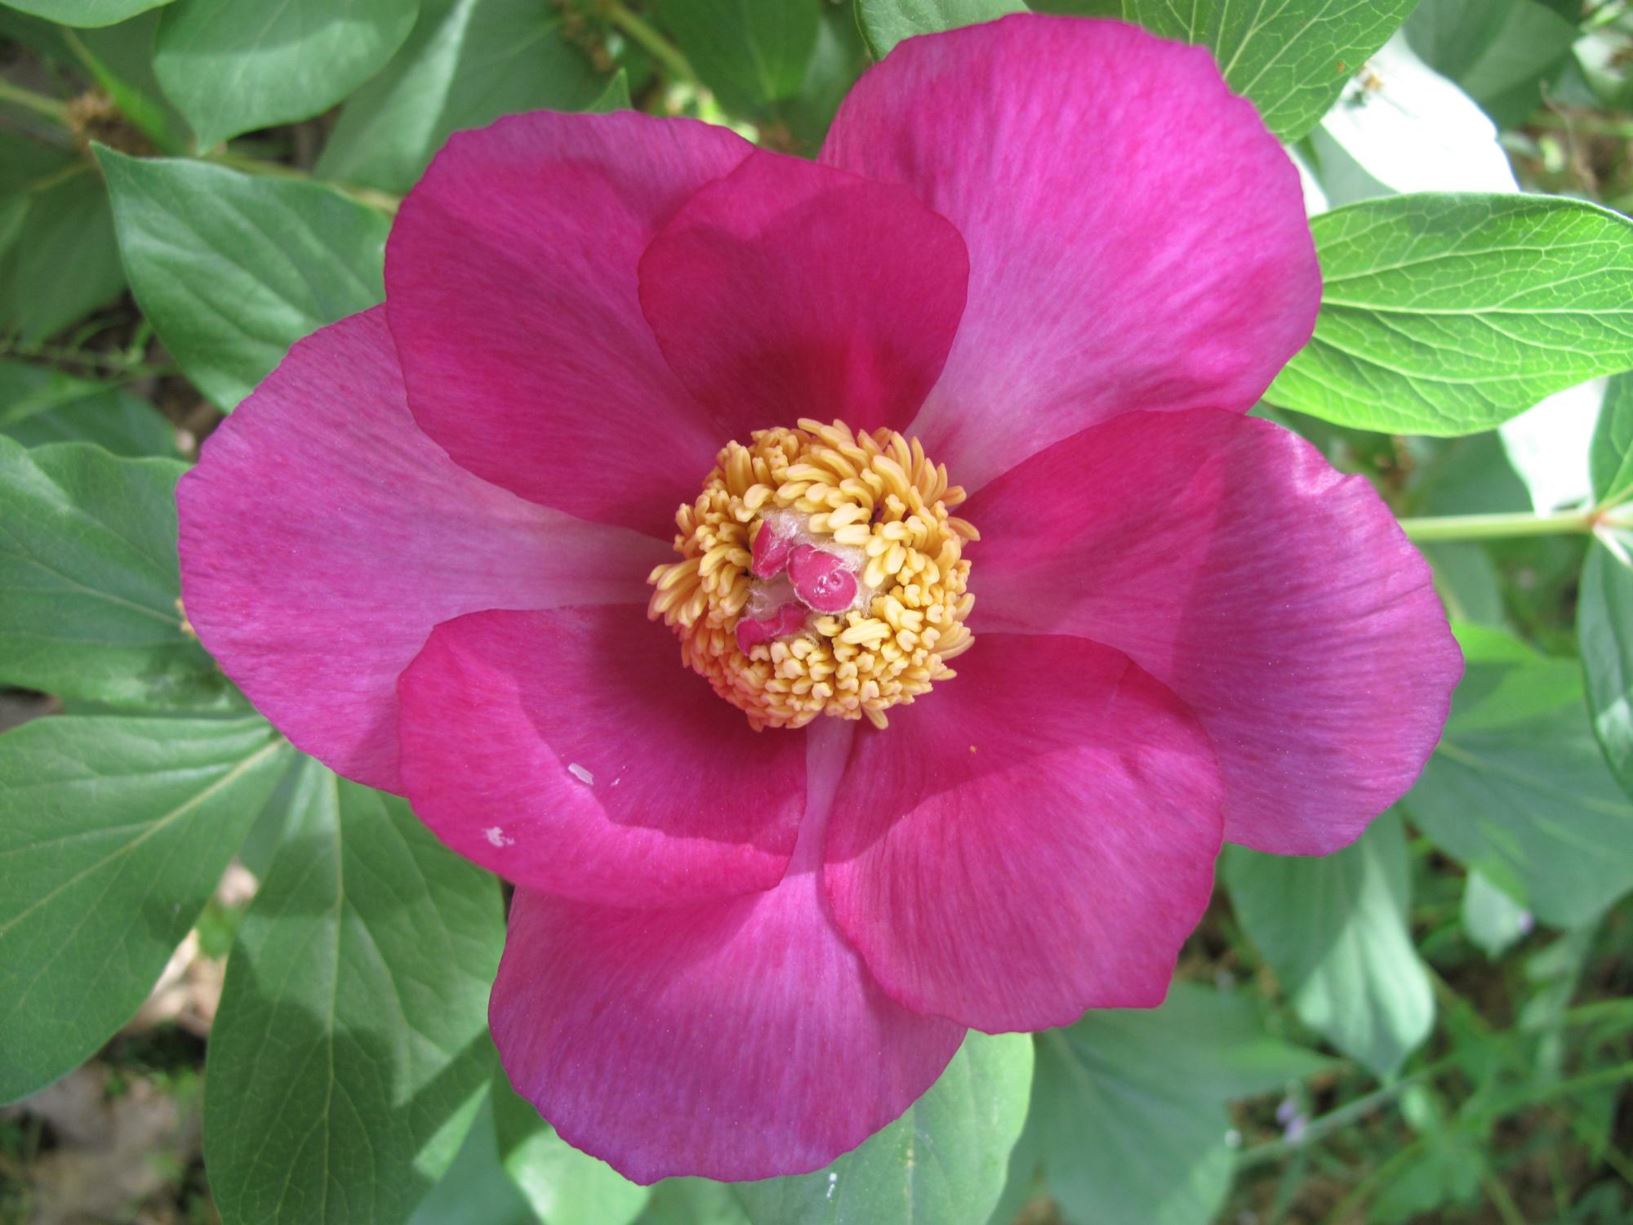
[637,149,967,435]
[385,111,753,533]
[490,720,964,1184]
[824,633,1221,1032]
[822,15,1319,489]
[397,606,805,905]
[176,309,664,793]
[966,409,1462,854]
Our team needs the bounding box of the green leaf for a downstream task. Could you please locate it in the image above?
[409,1092,537,1225]
[637,1181,748,1225]
[0,714,288,1104]
[1406,0,1578,127]
[1027,985,1330,1225]
[734,1032,1033,1225]
[153,0,420,149]
[1401,628,1633,927]
[1224,813,1434,1078]
[657,0,820,113]
[0,0,171,27]
[1579,538,1633,803]
[0,437,235,708]
[316,0,608,195]
[491,1074,649,1225]
[98,149,389,410]
[1122,0,1417,141]
[205,761,505,1225]
[856,0,1024,58]
[588,70,633,114]
[1588,370,1633,507]
[1267,194,1633,436]
[0,143,124,343]
[0,361,175,456]
[1461,870,1532,959]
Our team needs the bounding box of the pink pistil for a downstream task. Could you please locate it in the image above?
[734,601,808,653]
[788,545,859,614]
[751,521,795,578]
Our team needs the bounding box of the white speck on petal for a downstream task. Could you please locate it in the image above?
[484,826,514,848]
[567,762,595,786]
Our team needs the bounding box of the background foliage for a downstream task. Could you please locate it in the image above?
[2,1,1632,1222]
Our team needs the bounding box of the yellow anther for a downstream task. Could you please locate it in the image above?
[646,419,976,730]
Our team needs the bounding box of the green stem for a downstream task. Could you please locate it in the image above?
[601,0,699,86]
[1396,509,1598,543]
[207,151,401,214]
[0,78,70,124]
[1235,1057,1458,1170]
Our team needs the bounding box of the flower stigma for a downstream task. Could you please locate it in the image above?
[647,419,977,730]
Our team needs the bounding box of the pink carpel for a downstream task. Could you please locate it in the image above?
[752,520,795,578]
[735,601,809,653]
[788,545,859,613]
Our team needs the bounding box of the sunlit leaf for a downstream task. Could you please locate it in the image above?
[1268,194,1633,435]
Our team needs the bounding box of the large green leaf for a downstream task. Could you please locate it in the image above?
[1401,628,1633,927]
[1579,538,1633,803]
[409,1092,537,1225]
[856,0,1024,58]
[734,1032,1033,1225]
[491,1074,649,1225]
[1122,0,1417,141]
[0,143,124,343]
[152,0,420,148]
[1024,985,1330,1225]
[0,437,233,708]
[0,714,288,1104]
[0,0,171,26]
[1406,0,1578,127]
[1588,370,1633,508]
[98,149,389,410]
[0,361,175,456]
[1224,813,1434,1078]
[316,0,607,195]
[657,0,820,113]
[1267,194,1633,436]
[637,1181,748,1225]
[205,761,505,1225]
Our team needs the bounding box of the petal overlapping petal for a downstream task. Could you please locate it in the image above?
[176,308,664,793]
[489,722,964,1184]
[822,15,1320,489]
[397,606,806,905]
[824,633,1222,1032]
[385,110,753,533]
[966,409,1462,854]
[638,149,968,435]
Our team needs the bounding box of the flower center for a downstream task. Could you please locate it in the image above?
[647,419,977,730]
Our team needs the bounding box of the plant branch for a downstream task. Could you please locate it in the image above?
[0,77,70,124]
[600,0,699,87]
[1396,509,1603,543]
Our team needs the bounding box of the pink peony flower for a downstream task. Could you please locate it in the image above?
[177,14,1460,1184]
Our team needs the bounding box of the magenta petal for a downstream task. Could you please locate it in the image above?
[489,725,964,1183]
[966,410,1462,855]
[824,634,1222,1032]
[176,309,664,793]
[385,111,753,532]
[822,15,1320,488]
[397,606,805,905]
[638,150,967,436]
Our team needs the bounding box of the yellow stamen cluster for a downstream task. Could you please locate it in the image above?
[648,419,977,729]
